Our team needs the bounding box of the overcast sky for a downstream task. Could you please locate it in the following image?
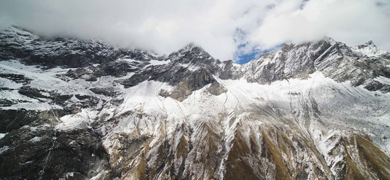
[0,0,389,63]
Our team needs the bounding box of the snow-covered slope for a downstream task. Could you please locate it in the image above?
[1,27,390,180]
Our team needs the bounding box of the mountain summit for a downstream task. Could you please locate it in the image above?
[1,27,390,180]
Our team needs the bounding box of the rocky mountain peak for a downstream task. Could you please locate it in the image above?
[357,40,377,50]
[365,40,375,46]
[242,37,390,89]
[168,43,213,62]
[1,26,38,40]
[120,43,225,101]
[322,36,337,45]
[180,43,208,55]
[352,40,384,57]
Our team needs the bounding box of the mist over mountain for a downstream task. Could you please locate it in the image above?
[1,26,390,180]
[1,0,390,62]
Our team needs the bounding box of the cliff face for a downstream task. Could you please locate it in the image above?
[1,27,390,180]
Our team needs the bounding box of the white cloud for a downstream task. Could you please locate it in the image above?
[0,0,389,62]
[252,0,390,52]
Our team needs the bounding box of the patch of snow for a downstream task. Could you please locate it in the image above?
[117,58,136,63]
[56,109,98,131]
[0,60,68,90]
[0,133,7,140]
[0,77,23,89]
[21,124,51,131]
[0,146,9,154]
[375,76,390,85]
[1,101,63,111]
[29,137,42,143]
[90,170,109,180]
[64,172,74,178]
[148,59,171,66]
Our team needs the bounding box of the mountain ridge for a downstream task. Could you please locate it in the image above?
[1,27,390,180]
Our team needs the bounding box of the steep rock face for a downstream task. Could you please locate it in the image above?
[120,44,229,101]
[121,45,221,88]
[242,37,390,90]
[1,27,390,180]
[0,26,166,76]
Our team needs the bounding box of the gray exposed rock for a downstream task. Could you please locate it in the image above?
[218,60,241,80]
[65,66,105,81]
[74,95,100,108]
[110,98,124,106]
[0,99,14,107]
[158,89,170,98]
[0,73,32,85]
[169,69,215,101]
[207,81,227,96]
[18,86,51,99]
[90,87,117,97]
[121,44,222,89]
[0,127,109,179]
[365,81,383,91]
[101,61,133,77]
[0,109,62,133]
[242,37,390,91]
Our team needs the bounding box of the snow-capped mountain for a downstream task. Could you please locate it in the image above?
[1,26,390,180]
